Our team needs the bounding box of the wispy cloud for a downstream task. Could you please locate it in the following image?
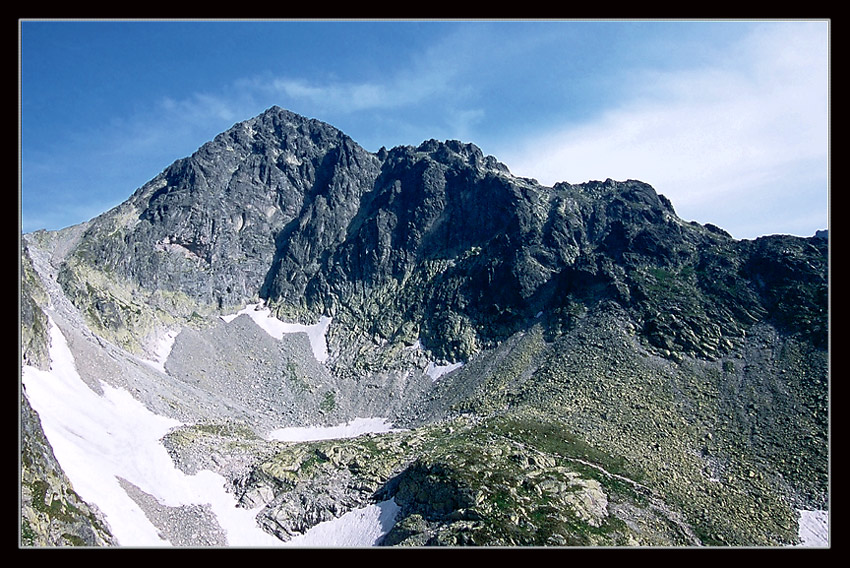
[112,31,484,156]
[261,76,425,113]
[496,21,829,238]
[249,47,466,117]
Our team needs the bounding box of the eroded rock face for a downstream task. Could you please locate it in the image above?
[59,107,379,314]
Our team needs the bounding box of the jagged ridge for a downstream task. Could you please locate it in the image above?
[53,106,827,363]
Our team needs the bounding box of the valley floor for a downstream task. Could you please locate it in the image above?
[22,298,829,548]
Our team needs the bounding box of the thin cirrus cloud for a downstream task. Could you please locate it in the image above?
[267,78,406,112]
[258,25,478,115]
[256,60,465,119]
[496,22,828,239]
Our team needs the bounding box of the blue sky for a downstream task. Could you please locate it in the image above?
[20,19,829,240]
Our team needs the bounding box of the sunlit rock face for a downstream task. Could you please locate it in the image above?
[21,106,828,547]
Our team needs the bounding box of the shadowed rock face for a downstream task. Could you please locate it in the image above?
[22,106,828,547]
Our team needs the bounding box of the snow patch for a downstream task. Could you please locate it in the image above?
[22,316,831,548]
[285,499,401,547]
[796,509,829,547]
[140,328,179,373]
[23,316,402,547]
[221,303,331,362]
[267,417,402,442]
[425,361,463,381]
[405,337,464,381]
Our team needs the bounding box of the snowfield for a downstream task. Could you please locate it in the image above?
[219,305,465,381]
[425,361,464,381]
[286,499,401,547]
[140,328,180,373]
[406,337,464,381]
[22,317,399,547]
[22,314,829,547]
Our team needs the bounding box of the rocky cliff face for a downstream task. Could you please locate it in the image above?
[21,106,828,547]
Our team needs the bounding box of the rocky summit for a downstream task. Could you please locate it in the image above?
[20,106,829,547]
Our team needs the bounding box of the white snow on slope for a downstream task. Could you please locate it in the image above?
[22,316,396,547]
[221,303,332,362]
[796,509,829,547]
[406,337,464,381]
[287,499,401,547]
[267,417,402,442]
[425,361,463,381]
[140,328,180,373]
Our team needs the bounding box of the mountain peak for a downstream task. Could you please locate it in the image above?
[21,105,829,548]
[65,106,829,356]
